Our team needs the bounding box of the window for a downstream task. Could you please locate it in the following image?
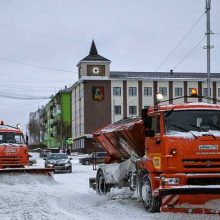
[203,88,211,97]
[114,105,121,115]
[113,87,121,96]
[175,88,182,96]
[144,87,152,96]
[159,87,167,96]
[129,106,137,115]
[218,88,220,96]
[129,87,137,96]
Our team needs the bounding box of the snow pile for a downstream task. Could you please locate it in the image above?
[0,155,219,220]
[0,173,54,185]
[101,159,136,184]
[108,187,134,200]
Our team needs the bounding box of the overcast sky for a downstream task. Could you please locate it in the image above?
[0,0,219,131]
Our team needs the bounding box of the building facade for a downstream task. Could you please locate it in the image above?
[29,87,72,149]
[29,107,44,146]
[43,87,72,149]
[71,41,220,153]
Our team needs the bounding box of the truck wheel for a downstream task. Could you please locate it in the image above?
[96,170,107,195]
[85,160,90,165]
[140,176,160,213]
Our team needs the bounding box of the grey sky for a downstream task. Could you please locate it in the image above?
[0,0,219,131]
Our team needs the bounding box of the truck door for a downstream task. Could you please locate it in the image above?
[145,115,162,169]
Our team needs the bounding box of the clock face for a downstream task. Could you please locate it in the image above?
[92,67,100,75]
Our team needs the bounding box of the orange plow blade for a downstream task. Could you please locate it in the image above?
[0,167,54,177]
[159,186,220,214]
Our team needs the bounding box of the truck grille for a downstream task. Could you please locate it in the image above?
[187,177,220,185]
[0,156,22,165]
[182,159,220,168]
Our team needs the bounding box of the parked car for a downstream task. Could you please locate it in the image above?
[39,149,51,158]
[45,153,72,173]
[28,154,37,166]
[79,152,108,165]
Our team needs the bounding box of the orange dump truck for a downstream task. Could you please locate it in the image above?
[0,121,54,175]
[90,102,220,214]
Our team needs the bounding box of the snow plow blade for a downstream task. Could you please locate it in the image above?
[0,167,54,176]
[159,186,220,214]
[160,186,220,196]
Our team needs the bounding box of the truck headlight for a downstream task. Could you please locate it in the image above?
[164,177,179,185]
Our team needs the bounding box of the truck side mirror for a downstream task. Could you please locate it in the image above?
[145,129,155,137]
[142,109,152,129]
[26,135,29,145]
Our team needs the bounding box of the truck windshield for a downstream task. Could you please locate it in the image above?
[0,132,25,144]
[165,110,220,134]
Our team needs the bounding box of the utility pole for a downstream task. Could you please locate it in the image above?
[205,0,213,102]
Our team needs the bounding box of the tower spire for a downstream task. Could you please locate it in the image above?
[89,40,98,56]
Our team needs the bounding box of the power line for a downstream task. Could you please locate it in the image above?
[172,36,206,70]
[0,94,51,100]
[0,84,62,90]
[0,79,73,85]
[0,101,42,106]
[0,57,77,73]
[155,12,205,72]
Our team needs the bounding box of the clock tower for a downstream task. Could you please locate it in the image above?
[77,40,111,78]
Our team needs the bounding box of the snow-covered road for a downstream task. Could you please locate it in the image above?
[0,153,219,220]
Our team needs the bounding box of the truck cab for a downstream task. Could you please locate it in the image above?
[0,122,29,168]
[138,103,220,213]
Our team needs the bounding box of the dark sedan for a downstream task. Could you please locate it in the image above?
[45,153,72,173]
[79,152,108,165]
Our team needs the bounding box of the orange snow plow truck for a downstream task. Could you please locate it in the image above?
[0,121,54,176]
[90,97,220,214]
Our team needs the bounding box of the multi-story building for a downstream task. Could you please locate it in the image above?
[29,87,72,149]
[29,107,44,146]
[43,86,72,149]
[71,40,220,153]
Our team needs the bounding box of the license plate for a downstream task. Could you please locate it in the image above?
[199,145,218,150]
[5,148,17,153]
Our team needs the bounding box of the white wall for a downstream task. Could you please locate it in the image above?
[72,83,84,139]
